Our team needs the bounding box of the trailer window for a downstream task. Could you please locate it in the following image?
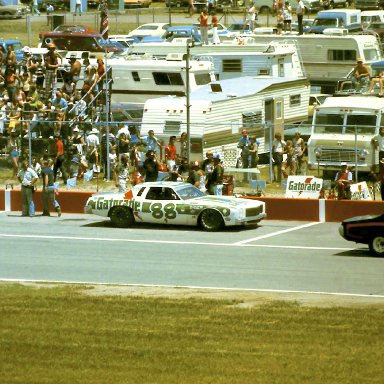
[222,59,242,73]
[164,121,181,133]
[153,72,183,86]
[132,71,140,82]
[289,94,301,106]
[313,114,344,134]
[195,73,211,85]
[345,114,377,134]
[327,50,356,61]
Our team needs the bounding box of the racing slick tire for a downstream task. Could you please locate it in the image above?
[110,206,135,228]
[369,236,384,256]
[199,209,224,231]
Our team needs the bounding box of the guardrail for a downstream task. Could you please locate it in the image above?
[1,188,383,222]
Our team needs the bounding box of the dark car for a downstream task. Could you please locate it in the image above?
[339,214,384,256]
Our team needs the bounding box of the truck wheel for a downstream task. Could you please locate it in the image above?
[329,0,334,8]
[199,209,224,231]
[110,206,135,228]
[369,236,384,256]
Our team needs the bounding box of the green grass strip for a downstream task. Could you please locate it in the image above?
[0,284,383,383]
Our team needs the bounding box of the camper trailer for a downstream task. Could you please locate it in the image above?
[129,33,382,94]
[307,96,382,177]
[141,76,310,165]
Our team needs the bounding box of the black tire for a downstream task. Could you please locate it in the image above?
[110,206,135,228]
[259,6,270,14]
[199,209,224,231]
[369,236,384,256]
[329,1,334,8]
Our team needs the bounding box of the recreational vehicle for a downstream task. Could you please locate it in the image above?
[129,33,382,93]
[307,96,382,177]
[59,52,216,107]
[141,76,310,164]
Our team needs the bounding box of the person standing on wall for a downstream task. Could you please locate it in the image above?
[296,0,305,35]
[74,0,82,16]
[211,11,221,45]
[242,2,257,32]
[198,8,209,45]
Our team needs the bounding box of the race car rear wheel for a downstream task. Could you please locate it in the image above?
[199,209,224,231]
[369,236,384,256]
[110,206,135,228]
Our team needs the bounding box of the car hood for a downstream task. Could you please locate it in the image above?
[343,214,384,223]
[192,195,262,207]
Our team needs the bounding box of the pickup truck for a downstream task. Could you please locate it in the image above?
[309,9,362,33]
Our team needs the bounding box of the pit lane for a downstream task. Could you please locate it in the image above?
[0,212,383,300]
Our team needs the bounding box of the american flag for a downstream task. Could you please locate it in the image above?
[100,0,109,40]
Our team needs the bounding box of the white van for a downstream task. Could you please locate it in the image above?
[361,10,384,28]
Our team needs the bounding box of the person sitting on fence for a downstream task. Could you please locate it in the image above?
[365,69,384,96]
[334,161,353,200]
[351,58,370,92]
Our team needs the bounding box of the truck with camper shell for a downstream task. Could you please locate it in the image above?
[309,9,362,33]
[307,96,382,178]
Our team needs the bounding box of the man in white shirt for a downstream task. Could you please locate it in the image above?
[74,0,82,16]
[296,0,305,35]
[17,160,38,217]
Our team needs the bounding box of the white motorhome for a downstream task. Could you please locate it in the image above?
[141,76,310,164]
[128,33,382,93]
[60,52,216,107]
[307,96,382,176]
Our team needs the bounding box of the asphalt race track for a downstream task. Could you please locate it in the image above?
[1,211,384,301]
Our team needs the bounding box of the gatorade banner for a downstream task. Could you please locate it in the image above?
[285,176,323,198]
[350,182,372,200]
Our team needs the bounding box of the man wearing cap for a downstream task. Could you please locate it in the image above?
[335,162,353,200]
[45,43,61,100]
[207,153,224,195]
[238,130,250,182]
[351,58,370,92]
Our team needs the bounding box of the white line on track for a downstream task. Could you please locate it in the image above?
[0,233,353,251]
[1,278,383,299]
[234,222,321,245]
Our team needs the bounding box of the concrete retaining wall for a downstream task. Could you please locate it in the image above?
[1,189,383,222]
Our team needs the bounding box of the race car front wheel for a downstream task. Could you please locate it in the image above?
[110,206,135,228]
[199,209,224,231]
[369,236,384,256]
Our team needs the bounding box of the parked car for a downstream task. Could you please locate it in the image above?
[39,25,125,53]
[165,0,189,7]
[302,0,323,14]
[339,214,384,256]
[291,18,315,32]
[225,21,260,35]
[0,39,24,63]
[128,23,171,41]
[355,0,384,11]
[84,181,266,231]
[0,0,28,19]
[124,0,152,8]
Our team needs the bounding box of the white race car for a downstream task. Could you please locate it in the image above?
[84,181,266,231]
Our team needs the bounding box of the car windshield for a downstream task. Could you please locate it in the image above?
[313,18,338,27]
[176,185,206,200]
[228,24,244,31]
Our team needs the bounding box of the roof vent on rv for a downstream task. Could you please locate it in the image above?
[166,53,187,61]
[323,28,348,36]
[210,83,222,93]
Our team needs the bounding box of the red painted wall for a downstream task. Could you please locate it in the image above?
[1,189,383,222]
